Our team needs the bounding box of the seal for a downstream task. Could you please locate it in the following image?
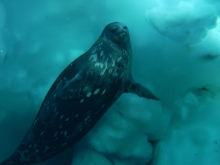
[0,22,159,165]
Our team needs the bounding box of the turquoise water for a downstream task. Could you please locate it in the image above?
[0,0,220,164]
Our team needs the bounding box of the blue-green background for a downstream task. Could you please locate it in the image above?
[0,0,220,164]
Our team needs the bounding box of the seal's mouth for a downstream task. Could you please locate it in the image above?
[120,32,126,38]
[114,32,126,40]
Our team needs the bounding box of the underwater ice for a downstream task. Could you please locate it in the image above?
[0,0,219,165]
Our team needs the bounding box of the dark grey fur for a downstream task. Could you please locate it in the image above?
[0,22,159,165]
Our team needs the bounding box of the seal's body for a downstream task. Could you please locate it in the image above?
[0,22,159,165]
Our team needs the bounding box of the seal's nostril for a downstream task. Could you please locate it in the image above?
[123,26,127,29]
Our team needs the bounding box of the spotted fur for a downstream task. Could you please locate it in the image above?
[0,22,159,165]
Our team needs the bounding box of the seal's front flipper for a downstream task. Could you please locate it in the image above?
[125,79,160,100]
[59,72,83,99]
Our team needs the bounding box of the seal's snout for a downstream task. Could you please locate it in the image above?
[122,25,127,31]
[118,25,128,33]
[109,23,128,35]
[114,24,128,39]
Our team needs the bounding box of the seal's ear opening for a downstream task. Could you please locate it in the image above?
[101,22,130,46]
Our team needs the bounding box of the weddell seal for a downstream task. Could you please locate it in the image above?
[0,22,159,165]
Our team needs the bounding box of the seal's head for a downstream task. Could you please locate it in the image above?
[101,22,130,46]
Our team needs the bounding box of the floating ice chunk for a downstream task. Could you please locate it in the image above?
[146,1,218,45]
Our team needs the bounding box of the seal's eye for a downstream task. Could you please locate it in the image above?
[110,26,117,33]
